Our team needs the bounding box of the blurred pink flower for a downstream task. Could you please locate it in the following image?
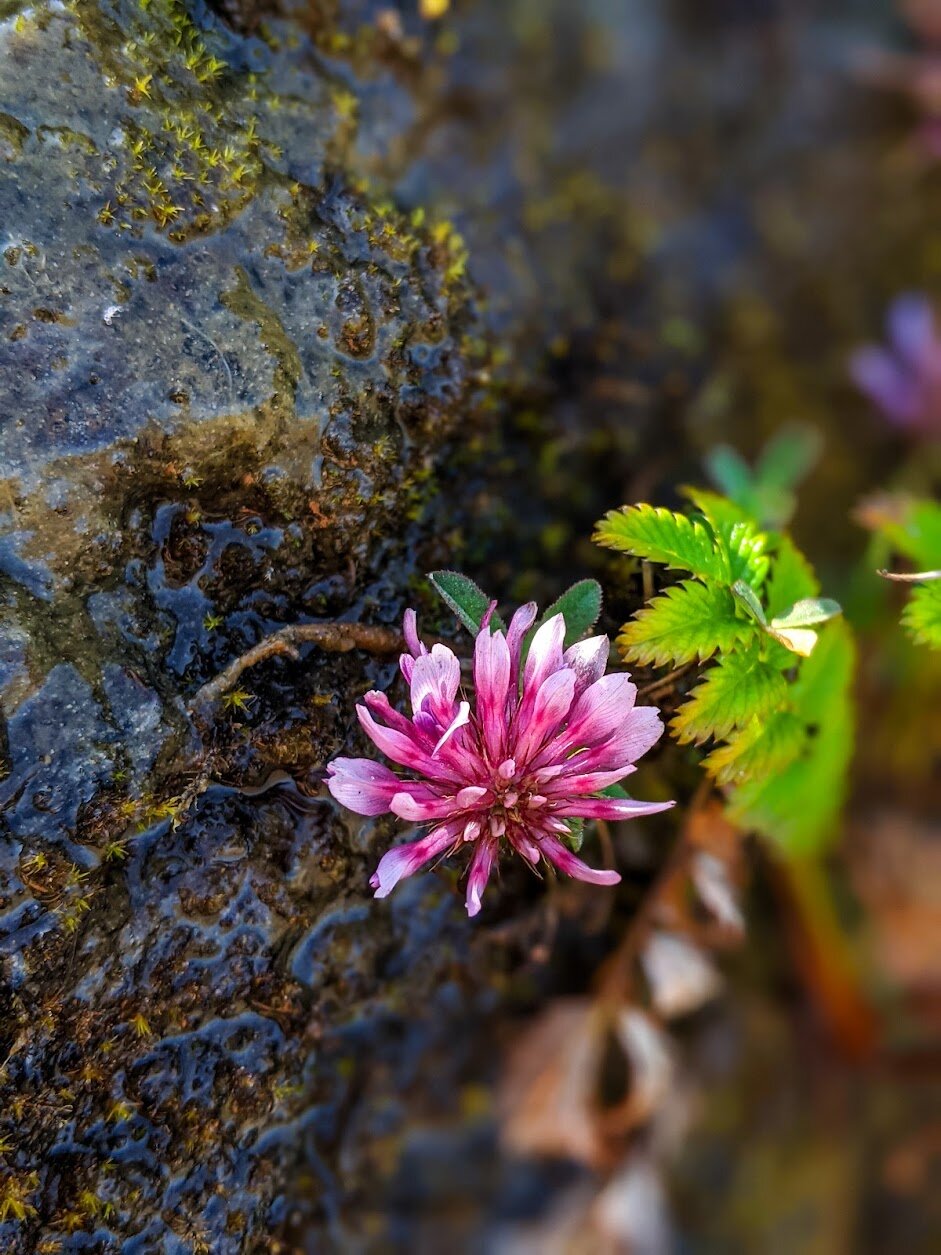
[327,604,672,916]
[850,293,941,436]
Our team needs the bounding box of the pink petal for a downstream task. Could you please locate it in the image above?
[507,826,540,863]
[565,672,638,746]
[562,635,610,696]
[506,601,538,690]
[357,704,460,783]
[388,788,451,822]
[456,784,490,808]
[545,765,637,796]
[432,701,471,754]
[363,689,432,742]
[538,832,622,886]
[465,834,499,916]
[515,613,567,741]
[551,797,675,821]
[522,613,566,694]
[514,668,576,764]
[473,627,511,760]
[389,783,488,822]
[410,643,461,720]
[403,608,426,658]
[370,821,460,898]
[326,757,402,816]
[563,707,665,774]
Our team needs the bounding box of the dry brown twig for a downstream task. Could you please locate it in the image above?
[188,621,404,712]
[637,662,695,704]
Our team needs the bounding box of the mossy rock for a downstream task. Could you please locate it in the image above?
[0,3,487,1248]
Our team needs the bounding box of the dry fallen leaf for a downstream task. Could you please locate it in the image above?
[500,999,613,1169]
[500,999,678,1171]
[641,931,722,1020]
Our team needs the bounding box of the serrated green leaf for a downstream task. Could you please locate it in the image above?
[765,534,820,618]
[728,620,855,855]
[617,580,756,667]
[539,579,602,647]
[723,519,772,587]
[902,580,941,649]
[704,711,806,785]
[770,597,842,630]
[682,486,755,530]
[595,505,730,582]
[671,650,789,745]
[682,488,771,587]
[428,571,505,636]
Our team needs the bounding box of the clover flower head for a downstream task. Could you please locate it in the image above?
[327,603,673,917]
[850,293,941,437]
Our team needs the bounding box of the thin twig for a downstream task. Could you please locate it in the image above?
[637,662,695,703]
[878,568,941,582]
[189,622,403,712]
[641,560,654,603]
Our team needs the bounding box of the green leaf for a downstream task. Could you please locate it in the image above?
[599,782,631,799]
[727,718,851,855]
[539,579,602,647]
[428,571,505,635]
[873,494,941,569]
[595,505,730,583]
[791,618,855,725]
[682,488,771,586]
[754,424,821,494]
[671,650,789,746]
[728,620,856,855]
[617,580,756,668]
[722,520,772,587]
[682,486,755,530]
[731,580,766,626]
[704,711,806,785]
[769,597,842,630]
[902,580,941,649]
[704,447,754,502]
[765,534,820,618]
[704,428,819,528]
[563,817,585,852]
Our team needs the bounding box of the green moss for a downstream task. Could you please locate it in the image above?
[0,111,29,154]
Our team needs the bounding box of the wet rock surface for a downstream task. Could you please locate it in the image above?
[0,1,487,1248]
